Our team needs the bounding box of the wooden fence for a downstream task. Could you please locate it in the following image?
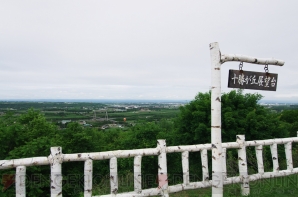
[1,133,298,197]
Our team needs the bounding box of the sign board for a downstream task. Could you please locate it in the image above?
[228,69,278,91]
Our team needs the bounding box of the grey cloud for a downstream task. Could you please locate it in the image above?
[0,1,297,100]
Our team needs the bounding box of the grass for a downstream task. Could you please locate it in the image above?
[169,174,298,197]
[89,174,298,197]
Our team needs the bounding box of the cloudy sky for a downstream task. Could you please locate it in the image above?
[1,1,297,101]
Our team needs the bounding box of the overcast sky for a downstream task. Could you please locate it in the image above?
[1,1,297,101]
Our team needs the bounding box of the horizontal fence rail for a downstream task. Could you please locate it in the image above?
[1,133,298,197]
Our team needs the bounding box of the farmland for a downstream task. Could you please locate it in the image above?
[0,100,184,130]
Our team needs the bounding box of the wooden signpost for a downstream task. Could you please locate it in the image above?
[209,42,284,197]
[228,70,278,91]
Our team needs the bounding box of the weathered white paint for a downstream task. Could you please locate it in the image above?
[0,157,49,170]
[134,155,142,193]
[255,145,264,174]
[182,151,189,185]
[49,147,63,197]
[110,157,118,195]
[270,143,279,173]
[96,188,160,197]
[210,42,223,197]
[284,142,293,171]
[168,181,212,193]
[246,138,298,146]
[237,135,249,196]
[221,54,285,66]
[209,42,285,197]
[221,148,227,181]
[84,159,93,197]
[200,149,209,182]
[62,148,159,162]
[167,144,212,153]
[157,139,169,197]
[16,166,26,197]
[3,138,298,171]
[2,135,298,197]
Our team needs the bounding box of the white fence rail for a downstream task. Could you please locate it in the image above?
[1,133,298,197]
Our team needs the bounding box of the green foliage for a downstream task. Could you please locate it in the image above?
[174,91,211,145]
[175,90,290,145]
[279,109,298,137]
[1,91,298,196]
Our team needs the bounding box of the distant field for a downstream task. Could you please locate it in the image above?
[0,101,181,126]
[106,109,179,122]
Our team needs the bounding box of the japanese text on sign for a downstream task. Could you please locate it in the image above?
[228,70,278,91]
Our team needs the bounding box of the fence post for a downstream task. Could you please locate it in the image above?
[270,143,279,173]
[16,166,26,197]
[182,151,189,185]
[84,159,93,197]
[284,142,293,171]
[222,148,227,181]
[49,147,63,197]
[200,149,209,182]
[157,139,169,197]
[210,42,223,197]
[134,155,142,194]
[110,157,118,196]
[255,145,264,174]
[236,135,249,196]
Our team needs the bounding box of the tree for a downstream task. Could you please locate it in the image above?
[173,90,291,182]
[279,109,298,137]
[175,90,290,145]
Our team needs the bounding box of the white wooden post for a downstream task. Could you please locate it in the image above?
[84,159,93,197]
[237,135,249,196]
[209,42,284,197]
[157,139,169,197]
[270,143,279,173]
[110,157,118,195]
[284,142,293,171]
[134,155,142,194]
[16,166,26,197]
[182,151,189,185]
[222,148,227,181]
[200,149,209,182]
[49,147,63,197]
[255,145,264,174]
[210,42,223,196]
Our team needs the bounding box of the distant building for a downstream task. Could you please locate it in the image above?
[61,120,71,125]
[79,120,86,125]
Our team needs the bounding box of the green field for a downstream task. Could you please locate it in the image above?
[0,101,181,128]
